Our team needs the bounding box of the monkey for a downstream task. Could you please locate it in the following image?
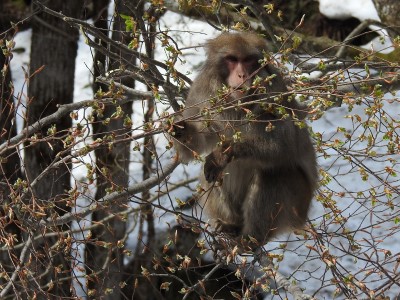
[169,32,318,246]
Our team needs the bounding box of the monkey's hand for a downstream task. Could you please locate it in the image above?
[204,147,232,182]
[165,117,186,139]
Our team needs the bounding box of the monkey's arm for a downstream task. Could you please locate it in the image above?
[170,119,220,164]
[204,131,299,182]
[203,144,232,182]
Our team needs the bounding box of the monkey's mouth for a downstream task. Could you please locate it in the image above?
[229,86,261,103]
[229,86,249,96]
[228,89,248,102]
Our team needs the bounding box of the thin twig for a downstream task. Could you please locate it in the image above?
[0,235,33,297]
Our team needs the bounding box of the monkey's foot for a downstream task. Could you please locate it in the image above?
[211,237,239,263]
[215,219,241,237]
[212,242,228,263]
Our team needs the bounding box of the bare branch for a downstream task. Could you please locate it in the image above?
[37,157,179,228]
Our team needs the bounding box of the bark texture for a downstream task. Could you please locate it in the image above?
[85,0,134,298]
[24,0,82,297]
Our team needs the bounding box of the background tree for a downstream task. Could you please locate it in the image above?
[0,0,25,292]
[84,0,136,298]
[23,0,84,297]
[1,0,400,299]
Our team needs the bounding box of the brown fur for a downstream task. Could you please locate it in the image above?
[171,32,318,244]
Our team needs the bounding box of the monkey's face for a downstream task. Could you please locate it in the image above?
[225,54,260,89]
[206,33,272,100]
[217,52,263,101]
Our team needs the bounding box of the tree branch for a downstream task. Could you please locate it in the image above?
[37,157,180,228]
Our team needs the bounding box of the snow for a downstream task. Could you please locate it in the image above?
[318,0,380,21]
[10,30,31,133]
[318,0,394,53]
[8,2,400,299]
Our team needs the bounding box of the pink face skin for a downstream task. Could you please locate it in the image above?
[225,55,258,89]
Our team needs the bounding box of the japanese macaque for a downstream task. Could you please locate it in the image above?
[170,32,318,246]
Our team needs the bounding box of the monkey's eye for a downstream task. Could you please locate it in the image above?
[225,55,238,63]
[243,55,258,64]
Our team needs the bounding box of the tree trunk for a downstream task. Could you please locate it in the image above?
[0,17,23,297]
[372,0,400,30]
[85,0,134,298]
[125,11,161,299]
[24,0,82,297]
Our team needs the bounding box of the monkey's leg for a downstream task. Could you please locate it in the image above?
[241,167,312,243]
[199,165,246,234]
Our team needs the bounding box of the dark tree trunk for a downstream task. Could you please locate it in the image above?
[373,0,400,31]
[0,30,20,184]
[0,0,31,33]
[0,13,23,296]
[125,9,161,299]
[85,1,134,299]
[24,0,82,298]
[26,1,81,204]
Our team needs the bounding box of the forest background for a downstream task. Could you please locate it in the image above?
[1,0,400,299]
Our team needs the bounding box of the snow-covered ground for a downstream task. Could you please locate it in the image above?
[318,0,393,53]
[9,0,399,298]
